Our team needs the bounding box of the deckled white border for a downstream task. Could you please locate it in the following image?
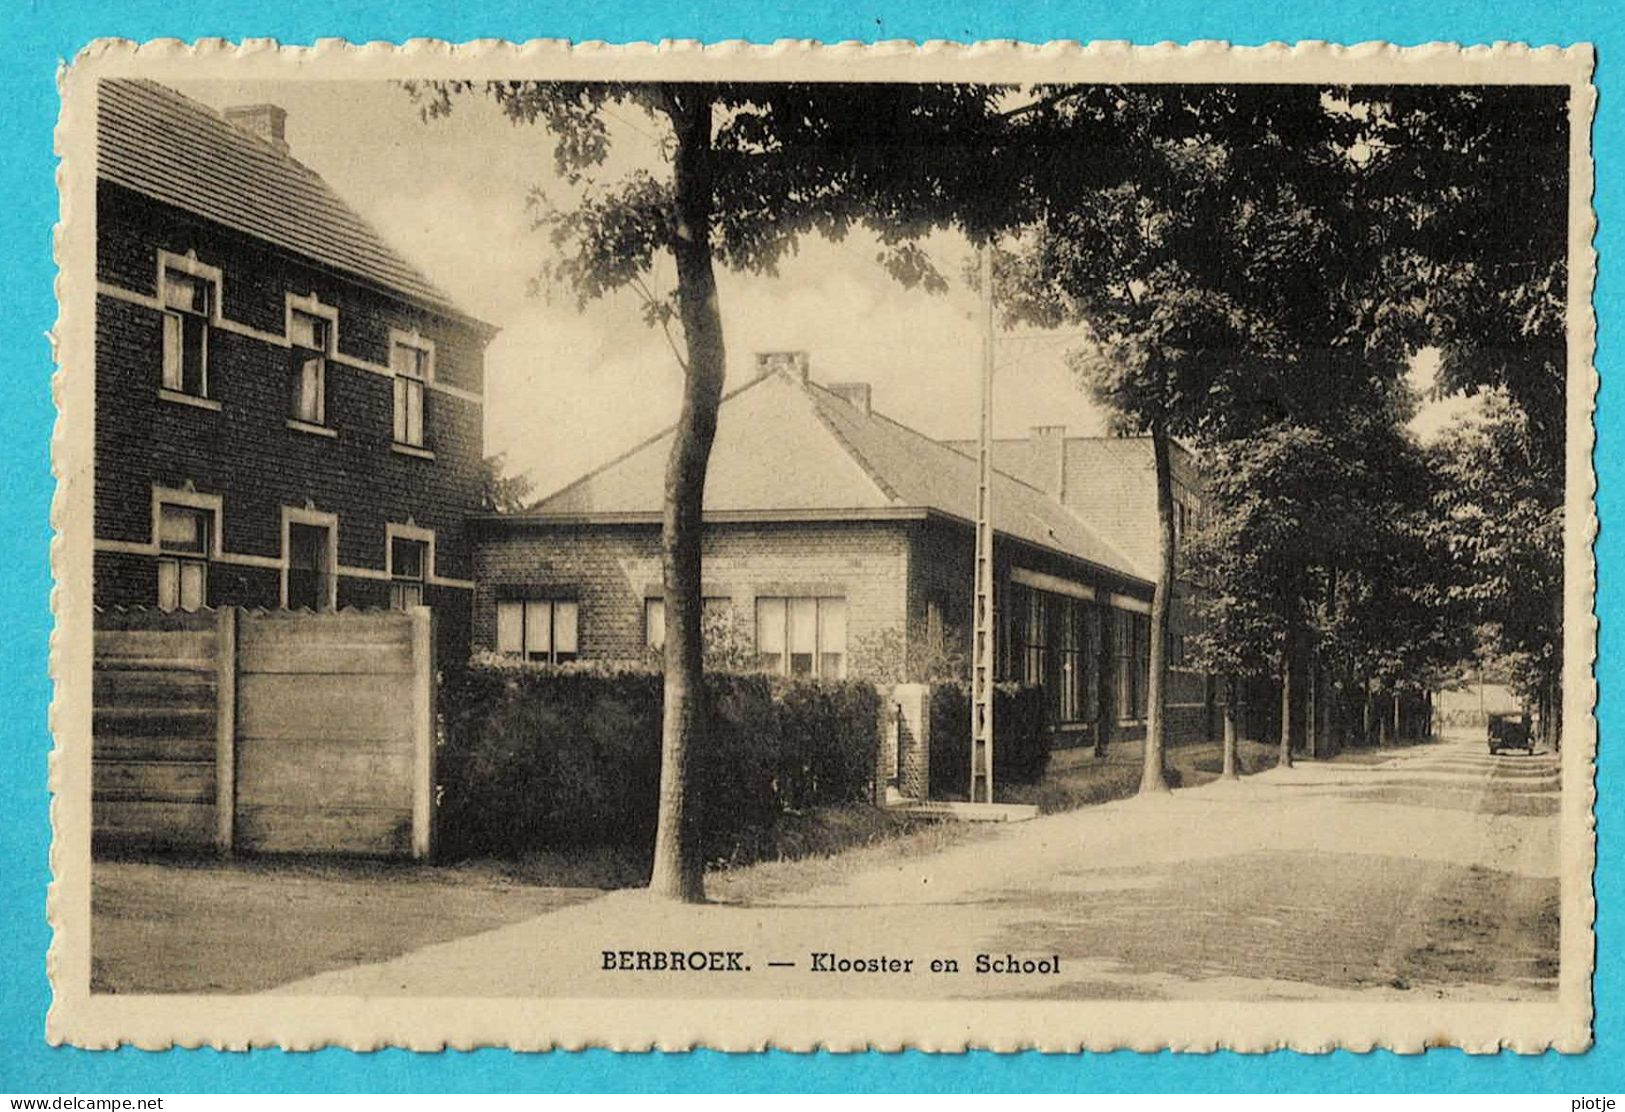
[48,37,1598,1053]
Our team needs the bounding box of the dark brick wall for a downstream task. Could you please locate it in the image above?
[98,183,487,395]
[904,516,1211,747]
[94,549,283,611]
[95,182,487,655]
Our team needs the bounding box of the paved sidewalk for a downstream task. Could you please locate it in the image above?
[273,735,1559,1002]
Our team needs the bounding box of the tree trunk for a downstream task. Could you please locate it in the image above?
[1221,675,1238,780]
[1278,646,1293,769]
[1323,673,1336,755]
[1550,677,1562,752]
[1139,420,1175,795]
[1362,681,1374,746]
[1305,651,1318,759]
[648,91,724,904]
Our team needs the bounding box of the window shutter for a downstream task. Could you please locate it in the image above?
[495,601,524,655]
[644,598,665,650]
[161,314,184,390]
[523,600,552,657]
[756,598,786,654]
[554,601,579,655]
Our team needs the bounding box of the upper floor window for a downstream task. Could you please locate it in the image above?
[756,596,847,679]
[160,269,212,398]
[390,336,432,448]
[288,307,332,426]
[390,536,428,610]
[496,598,578,663]
[156,502,211,612]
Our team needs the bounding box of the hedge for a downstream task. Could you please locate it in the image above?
[927,681,1053,799]
[435,661,882,864]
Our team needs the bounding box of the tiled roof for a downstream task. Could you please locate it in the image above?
[98,79,485,326]
[526,370,1153,584]
[803,385,1152,580]
[943,435,1200,576]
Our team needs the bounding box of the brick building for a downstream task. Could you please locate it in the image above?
[473,353,1215,749]
[93,80,497,659]
[942,431,1215,744]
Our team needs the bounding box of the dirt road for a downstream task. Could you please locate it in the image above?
[276,733,1560,1001]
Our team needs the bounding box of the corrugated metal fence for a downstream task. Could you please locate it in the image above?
[92,607,436,858]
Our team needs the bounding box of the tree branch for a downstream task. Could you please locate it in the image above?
[630,272,690,375]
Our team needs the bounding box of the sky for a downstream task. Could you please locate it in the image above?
[172,79,1465,498]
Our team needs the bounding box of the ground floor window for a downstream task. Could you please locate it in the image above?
[755,595,846,678]
[286,519,336,612]
[496,598,579,663]
[156,502,210,612]
[644,596,733,651]
[390,537,428,610]
[1007,582,1099,726]
[1114,609,1151,722]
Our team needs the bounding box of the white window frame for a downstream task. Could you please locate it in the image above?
[495,597,580,664]
[754,595,848,679]
[643,595,732,652]
[150,486,223,613]
[389,329,435,448]
[279,505,340,612]
[286,292,338,428]
[156,251,224,400]
[386,522,435,611]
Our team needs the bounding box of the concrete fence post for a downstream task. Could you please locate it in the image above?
[410,606,436,860]
[889,683,930,802]
[214,606,238,854]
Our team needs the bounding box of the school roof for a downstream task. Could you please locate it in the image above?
[97,78,491,331]
[941,434,1203,577]
[506,369,1155,585]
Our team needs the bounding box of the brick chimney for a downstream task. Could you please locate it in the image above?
[224,104,290,155]
[1030,425,1067,500]
[827,382,872,415]
[756,350,810,382]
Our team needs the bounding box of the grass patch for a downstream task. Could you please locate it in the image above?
[1004,738,1280,814]
[708,805,986,904]
[92,855,601,994]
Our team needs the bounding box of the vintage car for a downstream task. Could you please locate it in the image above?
[1487,712,1534,755]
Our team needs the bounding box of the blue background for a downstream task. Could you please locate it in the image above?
[0,0,1616,1093]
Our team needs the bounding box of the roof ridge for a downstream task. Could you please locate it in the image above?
[804,381,1152,579]
[529,370,780,512]
[856,403,1068,501]
[800,381,902,503]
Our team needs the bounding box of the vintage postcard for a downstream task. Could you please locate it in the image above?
[49,38,1596,1052]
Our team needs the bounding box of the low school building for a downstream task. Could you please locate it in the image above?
[472,352,1217,750]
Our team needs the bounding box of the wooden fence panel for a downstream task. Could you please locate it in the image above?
[91,609,222,851]
[234,609,431,858]
[92,607,434,859]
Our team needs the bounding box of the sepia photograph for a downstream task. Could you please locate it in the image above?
[48,40,1595,1053]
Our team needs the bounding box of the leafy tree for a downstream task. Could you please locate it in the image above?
[1012,84,1565,775]
[1188,387,1472,758]
[1429,392,1564,744]
[1000,85,1380,787]
[407,81,1011,900]
[1343,86,1570,474]
[478,452,535,513]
